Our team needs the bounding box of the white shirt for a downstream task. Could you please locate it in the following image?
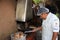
[42,12,59,40]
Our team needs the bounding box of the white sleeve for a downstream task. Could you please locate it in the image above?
[52,19,59,32]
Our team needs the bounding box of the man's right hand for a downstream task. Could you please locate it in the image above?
[32,27,42,32]
[32,28,38,32]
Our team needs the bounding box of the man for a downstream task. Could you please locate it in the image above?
[32,7,59,40]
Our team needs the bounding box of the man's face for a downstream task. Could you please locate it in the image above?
[40,12,48,20]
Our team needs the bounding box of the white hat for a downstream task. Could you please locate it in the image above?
[37,7,49,16]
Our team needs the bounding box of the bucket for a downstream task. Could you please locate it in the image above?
[11,32,26,40]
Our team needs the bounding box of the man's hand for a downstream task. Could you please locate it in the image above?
[32,28,38,32]
[32,27,42,32]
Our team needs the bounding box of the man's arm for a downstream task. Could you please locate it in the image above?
[32,27,42,32]
[52,19,59,40]
[52,32,58,40]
